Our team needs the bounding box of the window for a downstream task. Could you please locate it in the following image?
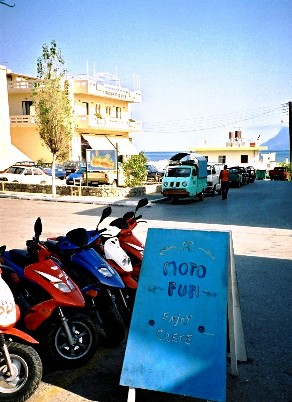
[167,167,191,178]
[116,107,121,119]
[22,101,33,115]
[241,155,248,163]
[82,102,89,115]
[106,105,111,116]
[218,155,226,164]
[95,104,101,116]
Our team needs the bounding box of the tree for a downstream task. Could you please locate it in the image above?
[32,40,73,196]
[122,152,148,187]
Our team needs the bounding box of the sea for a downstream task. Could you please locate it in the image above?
[145,150,290,168]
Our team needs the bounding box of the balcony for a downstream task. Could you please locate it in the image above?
[75,115,142,133]
[10,115,142,133]
[73,80,142,103]
[10,115,36,126]
[7,77,142,103]
[7,80,36,93]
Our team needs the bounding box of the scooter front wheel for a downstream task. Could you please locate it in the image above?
[46,313,102,368]
[0,341,42,402]
[98,304,126,346]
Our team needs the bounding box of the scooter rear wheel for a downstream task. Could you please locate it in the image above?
[0,341,42,402]
[46,313,102,368]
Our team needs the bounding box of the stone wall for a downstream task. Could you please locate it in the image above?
[0,182,162,197]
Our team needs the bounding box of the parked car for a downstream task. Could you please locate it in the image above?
[268,166,290,181]
[63,161,86,176]
[66,167,86,185]
[0,165,50,184]
[228,166,243,187]
[246,166,256,183]
[240,167,250,185]
[145,164,164,182]
[39,163,66,180]
[205,163,223,196]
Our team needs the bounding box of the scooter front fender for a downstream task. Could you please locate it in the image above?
[0,326,39,344]
[71,248,125,289]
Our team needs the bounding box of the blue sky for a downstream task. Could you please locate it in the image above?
[1,0,291,151]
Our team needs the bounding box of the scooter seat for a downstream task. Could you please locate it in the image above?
[9,249,34,268]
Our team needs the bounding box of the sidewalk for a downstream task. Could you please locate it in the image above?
[0,189,166,207]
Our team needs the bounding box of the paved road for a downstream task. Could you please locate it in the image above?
[0,180,291,401]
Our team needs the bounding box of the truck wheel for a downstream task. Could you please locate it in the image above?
[198,192,204,201]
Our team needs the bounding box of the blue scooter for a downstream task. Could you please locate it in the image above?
[44,206,126,346]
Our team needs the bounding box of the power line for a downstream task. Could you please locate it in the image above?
[142,103,287,133]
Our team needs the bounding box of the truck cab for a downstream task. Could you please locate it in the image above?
[161,152,207,202]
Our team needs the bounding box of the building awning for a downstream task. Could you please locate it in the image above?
[82,135,138,155]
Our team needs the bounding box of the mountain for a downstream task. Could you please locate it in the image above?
[261,127,289,150]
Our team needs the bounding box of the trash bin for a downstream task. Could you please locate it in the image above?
[256,169,266,180]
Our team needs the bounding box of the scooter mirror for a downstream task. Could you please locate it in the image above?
[97,206,112,229]
[136,198,148,212]
[34,217,42,239]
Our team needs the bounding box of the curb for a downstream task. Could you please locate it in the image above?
[0,192,167,207]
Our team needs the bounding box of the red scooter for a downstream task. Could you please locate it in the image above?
[0,218,101,368]
[109,198,148,280]
[0,267,43,402]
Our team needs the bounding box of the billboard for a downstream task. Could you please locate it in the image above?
[86,149,117,171]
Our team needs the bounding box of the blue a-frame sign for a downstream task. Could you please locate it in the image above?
[120,228,229,402]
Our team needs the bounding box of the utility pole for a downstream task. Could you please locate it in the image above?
[289,101,292,174]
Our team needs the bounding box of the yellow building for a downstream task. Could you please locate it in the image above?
[190,131,268,168]
[2,66,142,169]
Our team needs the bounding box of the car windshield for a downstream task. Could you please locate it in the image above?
[166,167,191,177]
[64,161,75,167]
[6,166,25,174]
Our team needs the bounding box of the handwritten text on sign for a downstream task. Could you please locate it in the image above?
[120,228,229,402]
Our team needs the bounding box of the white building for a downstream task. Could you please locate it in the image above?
[190,131,268,168]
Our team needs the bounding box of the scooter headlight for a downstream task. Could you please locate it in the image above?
[122,257,131,267]
[98,267,114,278]
[54,282,72,293]
[182,181,187,187]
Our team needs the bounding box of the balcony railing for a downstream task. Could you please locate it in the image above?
[7,78,142,103]
[10,115,36,125]
[75,115,142,132]
[7,81,36,92]
[10,115,142,133]
[73,80,142,103]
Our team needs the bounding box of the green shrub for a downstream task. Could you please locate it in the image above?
[122,152,148,187]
